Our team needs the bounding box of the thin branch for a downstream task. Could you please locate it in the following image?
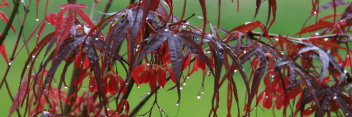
[0,0,20,45]
[130,87,160,116]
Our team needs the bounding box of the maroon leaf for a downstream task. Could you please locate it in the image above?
[156,67,166,88]
[230,21,264,33]
[296,20,334,35]
[135,30,168,65]
[168,37,183,100]
[0,11,15,32]
[0,43,8,63]
[9,76,30,116]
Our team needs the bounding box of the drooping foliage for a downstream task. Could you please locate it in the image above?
[0,0,351,116]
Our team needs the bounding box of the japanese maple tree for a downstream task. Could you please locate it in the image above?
[0,0,351,116]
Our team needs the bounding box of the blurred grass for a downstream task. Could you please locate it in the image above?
[0,0,346,116]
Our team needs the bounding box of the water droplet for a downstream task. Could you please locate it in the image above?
[275,38,279,41]
[32,55,36,58]
[186,76,190,79]
[8,61,12,66]
[164,29,169,32]
[95,38,99,40]
[183,83,187,86]
[180,87,183,90]
[271,75,274,78]
[64,86,68,89]
[197,95,201,99]
[245,22,251,25]
[344,69,348,74]
[26,65,30,68]
[137,86,140,88]
[159,108,162,111]
[333,96,337,100]
[315,32,320,35]
[176,103,180,106]
[42,111,50,115]
[265,96,269,98]
[324,38,329,41]
[36,18,39,22]
[146,63,150,66]
[234,70,238,72]
[206,34,213,38]
[201,91,204,94]
[243,50,247,54]
[147,92,151,95]
[313,11,317,14]
[207,71,211,75]
[21,0,24,3]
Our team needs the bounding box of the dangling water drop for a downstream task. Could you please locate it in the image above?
[8,61,12,66]
[176,102,180,106]
[333,96,337,100]
[64,86,68,89]
[183,83,187,86]
[313,11,317,14]
[180,87,183,90]
[196,95,201,99]
[324,38,329,41]
[36,18,39,22]
[137,86,140,88]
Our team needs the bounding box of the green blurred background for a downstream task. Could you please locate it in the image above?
[0,0,346,116]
